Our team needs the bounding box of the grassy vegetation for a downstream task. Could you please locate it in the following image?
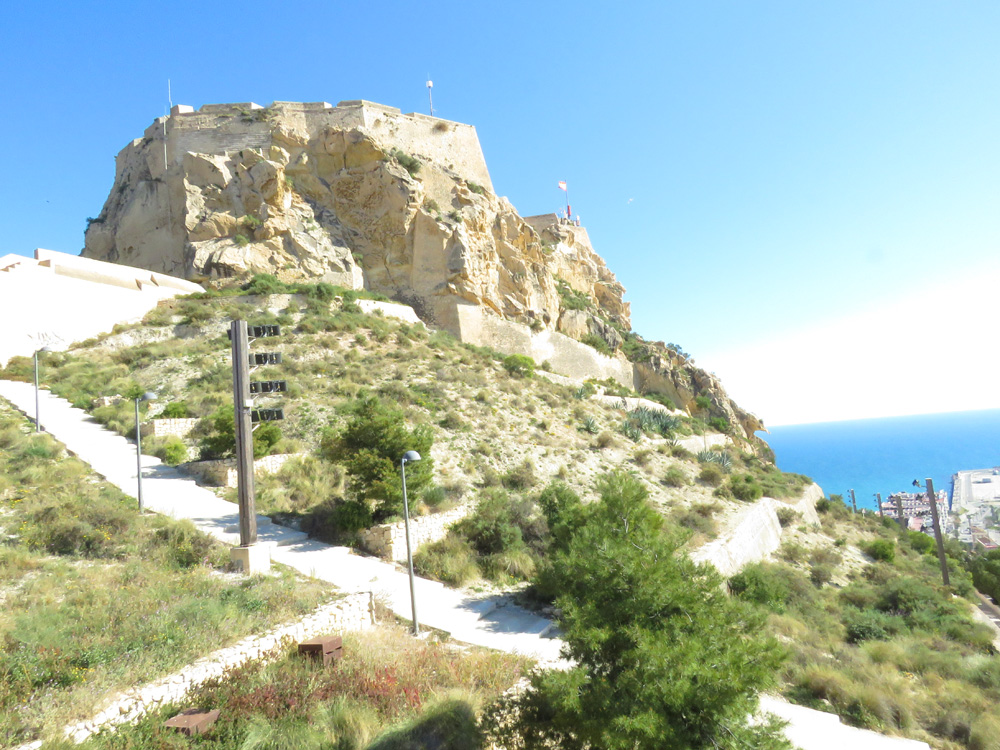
[71,625,529,750]
[9,276,994,748]
[0,403,330,747]
[730,499,1000,748]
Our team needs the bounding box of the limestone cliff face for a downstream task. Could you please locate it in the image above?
[82,100,628,335]
[82,100,762,439]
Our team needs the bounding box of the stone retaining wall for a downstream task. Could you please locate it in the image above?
[692,483,823,578]
[359,503,473,562]
[53,593,375,746]
[182,453,301,488]
[146,417,199,438]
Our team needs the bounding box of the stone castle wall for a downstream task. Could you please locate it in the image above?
[131,100,492,192]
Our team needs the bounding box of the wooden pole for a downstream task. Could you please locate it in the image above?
[925,478,950,586]
[231,320,257,546]
[876,492,883,518]
[894,493,906,529]
[849,489,857,514]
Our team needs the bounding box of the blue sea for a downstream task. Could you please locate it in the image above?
[765,409,1000,511]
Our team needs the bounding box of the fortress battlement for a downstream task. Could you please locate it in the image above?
[132,99,492,192]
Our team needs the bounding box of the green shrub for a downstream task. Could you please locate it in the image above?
[708,416,730,433]
[863,539,896,563]
[303,498,374,541]
[728,563,792,613]
[421,486,448,509]
[467,181,486,195]
[776,507,800,527]
[662,467,687,487]
[842,608,901,643]
[907,530,936,555]
[698,463,725,487]
[390,148,421,176]
[320,397,434,522]
[501,354,535,378]
[160,401,190,419]
[581,333,612,356]
[728,473,763,502]
[694,395,712,410]
[671,507,717,537]
[810,563,833,587]
[502,460,537,490]
[160,436,187,466]
[413,534,480,586]
[502,471,787,750]
[556,280,592,312]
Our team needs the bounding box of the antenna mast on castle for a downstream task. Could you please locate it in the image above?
[168,79,172,108]
[426,79,434,116]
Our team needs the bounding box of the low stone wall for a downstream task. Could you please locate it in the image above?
[146,417,199,438]
[52,593,374,746]
[359,503,473,562]
[183,453,301,488]
[692,483,823,578]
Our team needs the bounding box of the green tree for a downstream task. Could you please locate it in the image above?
[321,397,433,521]
[198,405,281,460]
[494,471,789,750]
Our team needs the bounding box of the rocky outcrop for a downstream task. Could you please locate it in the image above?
[81,100,763,440]
[82,101,629,336]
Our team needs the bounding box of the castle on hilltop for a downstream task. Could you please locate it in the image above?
[136,99,493,195]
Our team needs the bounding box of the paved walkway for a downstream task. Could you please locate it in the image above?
[0,380,929,750]
[0,380,562,663]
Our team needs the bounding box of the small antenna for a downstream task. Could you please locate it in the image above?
[168,79,172,109]
[426,78,434,117]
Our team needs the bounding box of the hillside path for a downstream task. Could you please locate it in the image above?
[0,380,563,663]
[0,380,929,750]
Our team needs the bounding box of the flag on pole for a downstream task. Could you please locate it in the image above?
[557,181,567,191]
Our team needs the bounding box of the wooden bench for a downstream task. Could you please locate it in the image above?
[298,635,343,666]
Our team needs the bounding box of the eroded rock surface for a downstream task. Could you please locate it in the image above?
[82,100,763,439]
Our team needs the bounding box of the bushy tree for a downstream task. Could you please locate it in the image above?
[492,471,789,750]
[198,405,282,459]
[322,397,433,521]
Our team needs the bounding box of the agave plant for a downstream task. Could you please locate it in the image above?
[580,416,599,434]
[696,450,733,471]
[619,420,643,443]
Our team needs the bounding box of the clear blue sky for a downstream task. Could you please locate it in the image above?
[3,1,998,424]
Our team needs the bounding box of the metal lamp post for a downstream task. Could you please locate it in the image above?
[134,392,157,512]
[401,450,422,635]
[33,346,54,432]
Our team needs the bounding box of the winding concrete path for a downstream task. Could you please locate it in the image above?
[0,380,562,663]
[0,380,929,750]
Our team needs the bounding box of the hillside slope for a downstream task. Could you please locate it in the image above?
[79,100,763,440]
